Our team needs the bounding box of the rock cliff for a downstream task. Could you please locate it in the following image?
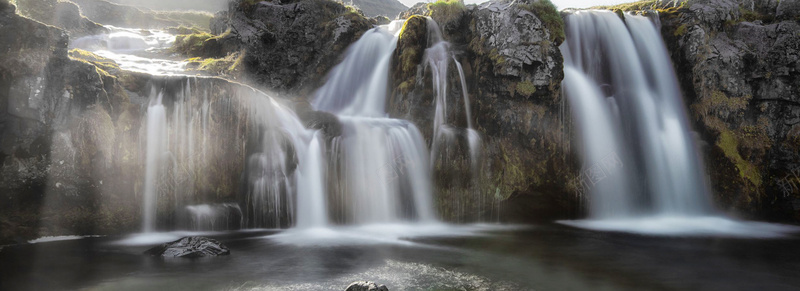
[391,0,577,222]
[654,0,800,222]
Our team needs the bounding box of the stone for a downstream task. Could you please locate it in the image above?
[222,0,373,96]
[657,0,800,222]
[145,236,231,258]
[345,281,389,291]
[388,0,574,222]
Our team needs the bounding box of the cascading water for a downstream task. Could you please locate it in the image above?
[561,11,712,219]
[554,11,800,236]
[142,93,166,232]
[425,19,481,172]
[311,20,436,224]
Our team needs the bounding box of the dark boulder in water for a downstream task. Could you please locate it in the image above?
[345,281,389,291]
[145,237,230,258]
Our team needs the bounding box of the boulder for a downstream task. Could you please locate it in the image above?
[345,281,389,291]
[145,236,231,258]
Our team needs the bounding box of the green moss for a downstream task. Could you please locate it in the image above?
[155,11,213,31]
[594,0,664,11]
[68,49,122,75]
[173,32,213,55]
[516,80,537,96]
[184,51,245,77]
[519,0,565,44]
[717,130,762,187]
[396,15,427,94]
[674,23,688,37]
[426,0,466,24]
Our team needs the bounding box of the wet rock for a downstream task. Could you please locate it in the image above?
[345,281,389,291]
[657,0,800,221]
[398,2,430,19]
[221,0,372,96]
[13,0,108,37]
[298,110,343,138]
[389,0,575,222]
[144,237,230,258]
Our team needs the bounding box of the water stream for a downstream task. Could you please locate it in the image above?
[558,10,797,236]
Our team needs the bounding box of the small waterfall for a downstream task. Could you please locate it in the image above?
[184,203,243,231]
[142,93,166,232]
[295,131,328,228]
[310,20,436,224]
[425,19,481,172]
[138,75,317,231]
[561,11,713,219]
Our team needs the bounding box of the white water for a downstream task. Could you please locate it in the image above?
[559,10,798,237]
[184,203,243,231]
[142,93,166,232]
[71,26,186,75]
[295,132,328,228]
[311,20,436,224]
[425,19,482,171]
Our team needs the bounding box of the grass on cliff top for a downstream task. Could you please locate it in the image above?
[68,49,121,74]
[427,0,466,24]
[184,51,245,78]
[520,0,565,44]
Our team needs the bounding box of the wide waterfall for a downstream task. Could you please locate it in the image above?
[561,11,712,218]
[558,11,800,237]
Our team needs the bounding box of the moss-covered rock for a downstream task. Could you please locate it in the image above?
[388,0,574,222]
[658,0,800,222]
[219,0,373,96]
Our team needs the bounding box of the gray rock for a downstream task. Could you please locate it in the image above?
[660,0,800,221]
[145,237,230,258]
[345,281,389,291]
[224,0,373,96]
[389,0,575,222]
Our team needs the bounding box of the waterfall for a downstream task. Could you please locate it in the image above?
[142,93,166,232]
[560,11,713,220]
[425,18,482,172]
[295,131,328,228]
[310,20,436,224]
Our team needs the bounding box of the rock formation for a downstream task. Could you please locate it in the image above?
[653,0,800,222]
[390,0,577,222]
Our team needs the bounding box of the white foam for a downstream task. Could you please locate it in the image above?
[28,235,103,244]
[266,223,525,246]
[110,231,222,246]
[559,216,800,238]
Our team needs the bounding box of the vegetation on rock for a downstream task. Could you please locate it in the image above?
[519,0,564,44]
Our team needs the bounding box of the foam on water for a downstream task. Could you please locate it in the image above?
[560,216,800,238]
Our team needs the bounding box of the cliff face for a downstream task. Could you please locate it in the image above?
[656,0,800,222]
[390,0,577,222]
[0,1,142,243]
[219,0,374,97]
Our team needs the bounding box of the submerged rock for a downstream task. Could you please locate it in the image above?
[345,281,389,291]
[144,237,230,258]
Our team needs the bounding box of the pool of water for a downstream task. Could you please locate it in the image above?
[2,223,800,290]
